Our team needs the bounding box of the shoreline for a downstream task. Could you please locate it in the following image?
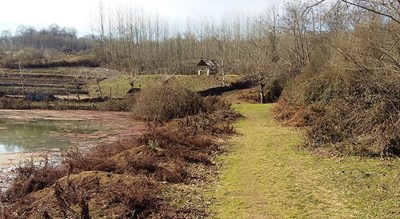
[0,109,146,191]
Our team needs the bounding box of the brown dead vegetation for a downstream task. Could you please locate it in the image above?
[4,58,100,69]
[1,94,239,218]
[274,99,325,127]
[3,171,158,219]
[275,26,400,157]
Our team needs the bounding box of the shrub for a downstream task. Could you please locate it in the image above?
[275,99,324,127]
[107,181,159,217]
[202,96,231,113]
[131,83,205,122]
[237,88,260,103]
[14,47,44,61]
[0,98,32,109]
[233,72,288,104]
[3,157,66,202]
[98,96,135,111]
[264,78,284,103]
[276,39,400,156]
[305,74,400,156]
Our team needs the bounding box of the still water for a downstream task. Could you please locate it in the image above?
[0,119,99,153]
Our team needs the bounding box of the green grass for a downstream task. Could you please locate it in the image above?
[208,104,400,218]
[90,74,241,98]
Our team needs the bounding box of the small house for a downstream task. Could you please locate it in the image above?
[197,59,220,76]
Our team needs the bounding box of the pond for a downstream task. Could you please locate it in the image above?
[0,119,101,154]
[0,110,145,165]
[0,110,145,191]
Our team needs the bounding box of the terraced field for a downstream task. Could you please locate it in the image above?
[0,73,93,95]
[0,67,108,98]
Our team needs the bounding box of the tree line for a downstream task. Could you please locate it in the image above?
[90,1,395,76]
[0,24,92,52]
[1,1,399,80]
[0,24,93,65]
[90,0,400,100]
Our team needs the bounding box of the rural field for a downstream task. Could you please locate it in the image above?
[0,0,400,218]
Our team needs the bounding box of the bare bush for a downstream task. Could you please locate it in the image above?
[13,47,44,62]
[97,96,135,111]
[131,83,205,122]
[3,156,66,203]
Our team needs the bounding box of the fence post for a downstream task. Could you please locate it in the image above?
[75,77,80,101]
[12,83,15,97]
[116,82,119,98]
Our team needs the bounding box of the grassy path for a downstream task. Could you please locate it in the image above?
[208,104,400,218]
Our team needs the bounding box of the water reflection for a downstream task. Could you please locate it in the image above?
[0,143,24,153]
[0,119,99,153]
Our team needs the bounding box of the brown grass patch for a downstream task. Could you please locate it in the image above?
[3,171,159,219]
[274,99,324,127]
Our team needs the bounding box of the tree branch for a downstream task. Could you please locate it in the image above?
[306,0,400,25]
[341,0,400,25]
[305,0,330,11]
[380,37,400,61]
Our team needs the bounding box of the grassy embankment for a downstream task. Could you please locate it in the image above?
[209,104,400,218]
[95,74,241,98]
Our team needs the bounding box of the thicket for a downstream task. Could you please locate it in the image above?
[276,7,400,156]
[131,83,231,122]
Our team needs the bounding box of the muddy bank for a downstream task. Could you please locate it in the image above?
[0,110,145,191]
[0,109,146,159]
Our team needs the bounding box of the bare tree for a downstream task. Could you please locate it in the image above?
[283,2,312,70]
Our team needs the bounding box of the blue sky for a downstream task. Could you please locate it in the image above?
[0,0,282,35]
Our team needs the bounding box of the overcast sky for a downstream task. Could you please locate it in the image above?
[0,0,282,35]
